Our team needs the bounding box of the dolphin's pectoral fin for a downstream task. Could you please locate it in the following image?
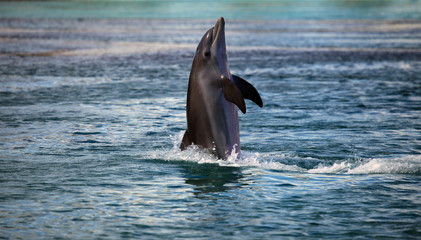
[232,75,263,108]
[221,76,246,114]
[180,130,192,150]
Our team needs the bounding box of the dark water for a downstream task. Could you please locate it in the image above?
[1,1,421,239]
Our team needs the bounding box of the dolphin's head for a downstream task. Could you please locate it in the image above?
[193,17,230,79]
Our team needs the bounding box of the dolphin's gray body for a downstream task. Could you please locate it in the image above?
[180,17,263,159]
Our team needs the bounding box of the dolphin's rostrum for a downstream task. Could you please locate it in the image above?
[180,17,263,159]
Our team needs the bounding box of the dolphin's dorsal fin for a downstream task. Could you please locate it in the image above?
[232,75,263,108]
[221,76,246,114]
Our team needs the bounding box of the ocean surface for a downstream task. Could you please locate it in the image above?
[1,1,421,239]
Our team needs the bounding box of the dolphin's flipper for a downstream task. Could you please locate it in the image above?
[180,130,192,150]
[232,75,263,108]
[221,76,246,114]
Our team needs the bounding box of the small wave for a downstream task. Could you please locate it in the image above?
[243,61,419,77]
[306,156,421,175]
[347,156,421,175]
[0,75,115,92]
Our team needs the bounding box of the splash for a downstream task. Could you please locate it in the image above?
[146,132,306,172]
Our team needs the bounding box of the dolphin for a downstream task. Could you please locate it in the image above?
[180,17,263,159]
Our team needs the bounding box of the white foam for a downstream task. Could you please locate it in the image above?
[308,161,353,174]
[147,132,421,175]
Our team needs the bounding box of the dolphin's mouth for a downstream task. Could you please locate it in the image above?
[212,17,225,46]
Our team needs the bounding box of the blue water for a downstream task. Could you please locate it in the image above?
[1,1,421,239]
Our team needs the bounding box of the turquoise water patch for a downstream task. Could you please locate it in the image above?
[0,0,420,20]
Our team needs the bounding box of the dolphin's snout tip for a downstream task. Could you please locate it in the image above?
[217,17,225,25]
[212,16,225,43]
[215,17,225,31]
